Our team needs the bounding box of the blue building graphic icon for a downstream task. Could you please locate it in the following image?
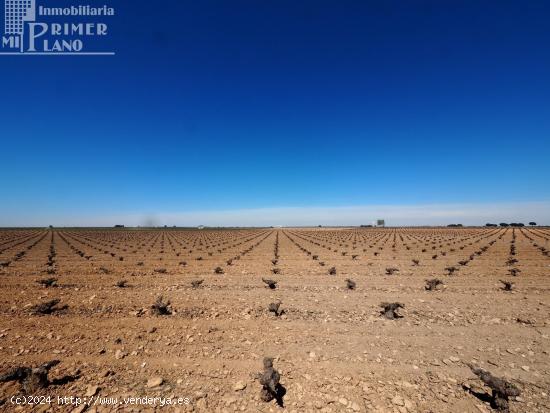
[4,0,35,35]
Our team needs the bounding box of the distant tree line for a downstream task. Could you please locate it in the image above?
[485,222,537,227]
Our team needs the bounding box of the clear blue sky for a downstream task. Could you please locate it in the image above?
[1,1,549,226]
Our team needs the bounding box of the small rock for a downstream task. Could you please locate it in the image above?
[225,396,237,406]
[196,398,207,409]
[234,381,246,391]
[85,385,99,397]
[146,377,163,388]
[392,395,405,406]
[114,349,126,360]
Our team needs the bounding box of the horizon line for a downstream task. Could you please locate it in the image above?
[0,224,545,229]
[2,201,549,228]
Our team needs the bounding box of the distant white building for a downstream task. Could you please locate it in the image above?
[197,225,205,229]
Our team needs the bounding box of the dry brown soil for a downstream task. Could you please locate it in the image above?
[0,227,549,412]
